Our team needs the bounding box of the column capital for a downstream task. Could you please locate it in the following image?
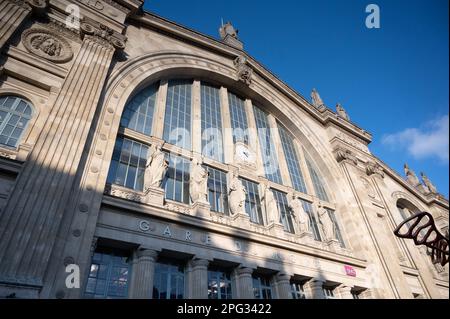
[136,248,158,261]
[188,258,209,269]
[235,267,254,276]
[80,18,127,50]
[274,273,291,283]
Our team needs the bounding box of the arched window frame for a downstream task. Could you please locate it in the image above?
[0,95,34,149]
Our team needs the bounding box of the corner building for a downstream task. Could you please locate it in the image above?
[0,0,448,299]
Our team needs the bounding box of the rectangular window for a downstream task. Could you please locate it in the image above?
[163,153,190,204]
[272,189,295,234]
[208,267,233,299]
[300,200,322,241]
[327,209,346,248]
[228,92,249,144]
[305,154,329,202]
[201,83,224,162]
[153,261,185,299]
[241,178,264,225]
[84,248,130,299]
[278,123,308,194]
[291,282,306,299]
[323,287,336,299]
[206,166,228,214]
[107,138,148,191]
[253,106,283,184]
[253,275,273,299]
[163,80,192,150]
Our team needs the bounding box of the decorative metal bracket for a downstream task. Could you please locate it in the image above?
[394,212,449,266]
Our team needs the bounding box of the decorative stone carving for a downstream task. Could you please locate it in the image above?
[228,173,247,216]
[144,144,168,190]
[421,172,438,194]
[80,19,126,50]
[360,177,377,199]
[234,55,253,85]
[289,193,311,233]
[104,184,145,203]
[366,161,384,178]
[317,204,336,241]
[333,146,358,165]
[189,157,209,204]
[219,21,239,40]
[262,185,279,225]
[336,103,350,121]
[311,88,325,109]
[404,163,421,187]
[22,28,73,63]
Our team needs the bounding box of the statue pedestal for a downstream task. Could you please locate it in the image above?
[231,212,251,229]
[324,239,340,252]
[192,201,211,218]
[144,186,165,206]
[298,231,314,244]
[267,222,286,239]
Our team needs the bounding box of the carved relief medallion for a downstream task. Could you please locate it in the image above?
[22,28,73,63]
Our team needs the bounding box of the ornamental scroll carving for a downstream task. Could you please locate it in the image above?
[366,161,384,179]
[22,28,73,63]
[80,19,126,50]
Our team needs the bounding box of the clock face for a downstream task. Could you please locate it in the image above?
[236,144,255,163]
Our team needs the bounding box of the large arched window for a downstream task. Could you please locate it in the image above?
[0,95,33,148]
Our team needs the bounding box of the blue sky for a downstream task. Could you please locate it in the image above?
[143,0,449,198]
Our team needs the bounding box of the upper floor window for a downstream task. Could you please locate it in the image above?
[277,123,308,194]
[272,189,295,234]
[253,106,283,184]
[120,83,158,136]
[0,95,33,148]
[228,92,249,144]
[201,83,224,162]
[323,287,336,299]
[206,166,228,214]
[241,178,264,225]
[163,80,192,150]
[163,153,190,204]
[253,275,273,299]
[305,153,330,202]
[107,138,148,191]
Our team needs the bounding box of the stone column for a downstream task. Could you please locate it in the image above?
[151,79,168,139]
[267,114,292,187]
[187,258,209,299]
[303,279,325,299]
[337,284,353,299]
[0,20,124,296]
[129,249,158,299]
[272,273,292,299]
[0,0,37,50]
[219,87,234,164]
[231,267,255,299]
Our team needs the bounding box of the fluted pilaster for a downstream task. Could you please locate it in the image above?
[0,0,35,50]
[272,273,292,299]
[129,249,158,299]
[232,267,255,299]
[304,279,326,299]
[187,258,209,299]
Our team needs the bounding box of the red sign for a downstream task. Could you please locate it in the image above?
[345,265,356,277]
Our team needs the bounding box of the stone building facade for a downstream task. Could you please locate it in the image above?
[0,0,448,299]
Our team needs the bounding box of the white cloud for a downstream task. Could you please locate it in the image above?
[382,115,449,163]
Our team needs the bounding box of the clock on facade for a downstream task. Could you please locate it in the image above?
[235,142,256,164]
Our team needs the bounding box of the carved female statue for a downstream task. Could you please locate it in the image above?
[311,88,324,108]
[263,185,279,225]
[404,164,420,186]
[421,172,438,194]
[289,194,311,233]
[336,103,350,121]
[145,144,168,189]
[228,173,247,215]
[190,158,209,203]
[317,204,335,241]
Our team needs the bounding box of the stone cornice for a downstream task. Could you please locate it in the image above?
[130,11,373,145]
[101,195,368,268]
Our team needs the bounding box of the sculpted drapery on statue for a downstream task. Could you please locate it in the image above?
[190,158,209,203]
[404,164,421,187]
[145,144,169,190]
[421,172,438,194]
[311,88,325,109]
[317,204,336,241]
[289,193,311,233]
[228,173,247,215]
[263,185,280,225]
[336,103,350,121]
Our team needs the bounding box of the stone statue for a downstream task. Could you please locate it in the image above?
[317,204,336,241]
[228,173,247,215]
[336,103,350,121]
[145,144,168,189]
[190,158,209,203]
[31,35,62,57]
[289,194,311,233]
[263,185,279,225]
[421,172,438,194]
[404,164,420,187]
[311,88,325,109]
[219,21,239,40]
[234,55,253,85]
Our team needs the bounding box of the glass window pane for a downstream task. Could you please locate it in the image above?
[201,83,224,162]
[228,92,249,144]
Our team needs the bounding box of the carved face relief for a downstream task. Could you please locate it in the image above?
[22,28,73,63]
